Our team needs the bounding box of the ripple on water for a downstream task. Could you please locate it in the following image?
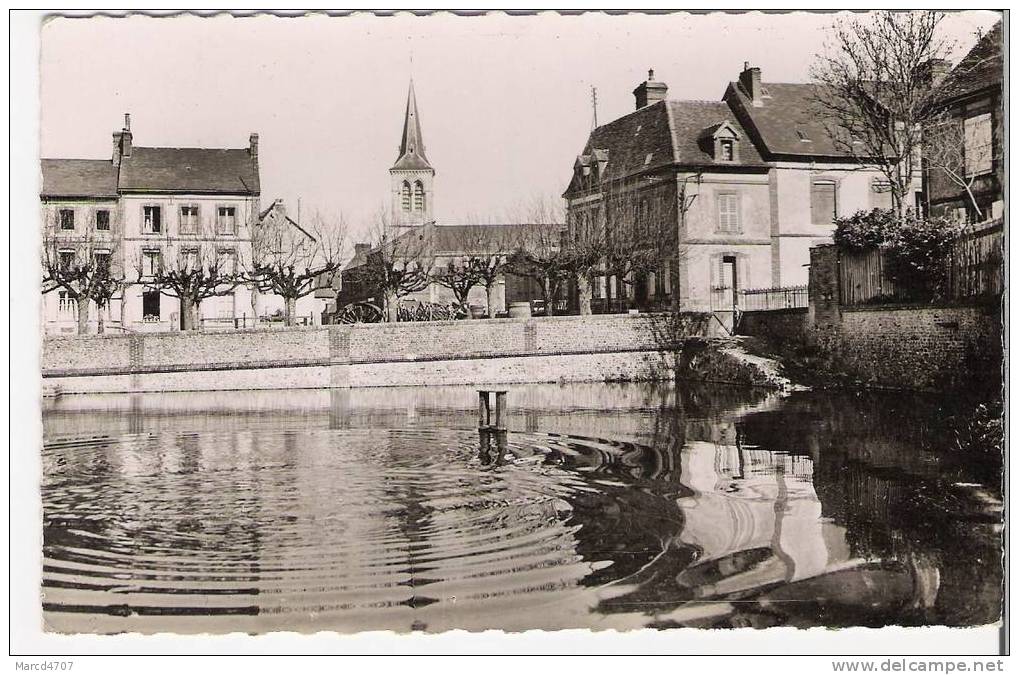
[42,427,648,633]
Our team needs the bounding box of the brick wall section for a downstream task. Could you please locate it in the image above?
[807,244,841,350]
[835,305,1001,391]
[738,308,809,345]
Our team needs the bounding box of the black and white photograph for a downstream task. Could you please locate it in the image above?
[9,7,1008,663]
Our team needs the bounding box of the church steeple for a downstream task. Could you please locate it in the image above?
[390,78,435,227]
[393,79,432,171]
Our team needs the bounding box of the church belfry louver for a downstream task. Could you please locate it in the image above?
[390,78,435,227]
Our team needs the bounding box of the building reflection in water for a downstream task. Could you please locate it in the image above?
[41,382,1001,632]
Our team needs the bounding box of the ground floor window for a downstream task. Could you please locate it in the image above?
[142,290,161,320]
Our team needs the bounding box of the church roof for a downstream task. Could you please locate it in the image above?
[391,79,433,172]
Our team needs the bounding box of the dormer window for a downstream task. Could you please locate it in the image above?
[720,139,735,161]
[710,121,741,163]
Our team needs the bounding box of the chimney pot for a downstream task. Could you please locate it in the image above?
[124,112,131,131]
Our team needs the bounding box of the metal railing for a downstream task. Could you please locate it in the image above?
[739,285,808,311]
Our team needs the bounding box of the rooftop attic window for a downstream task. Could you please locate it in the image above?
[720,139,735,161]
[797,130,812,142]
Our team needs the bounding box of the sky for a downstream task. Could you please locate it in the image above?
[40,10,1000,241]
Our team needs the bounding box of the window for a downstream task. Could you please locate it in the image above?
[143,205,162,233]
[95,210,110,231]
[142,249,162,277]
[871,180,893,211]
[58,250,75,271]
[93,251,111,274]
[58,290,72,313]
[810,180,837,225]
[401,181,411,211]
[179,205,200,235]
[180,247,199,270]
[59,209,74,230]
[719,139,735,161]
[217,248,237,275]
[216,206,237,235]
[964,112,993,177]
[142,290,161,320]
[716,193,740,232]
[413,181,425,212]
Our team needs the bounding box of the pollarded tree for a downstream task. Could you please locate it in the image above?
[811,11,955,216]
[41,206,123,335]
[354,206,431,322]
[137,241,246,331]
[251,208,347,326]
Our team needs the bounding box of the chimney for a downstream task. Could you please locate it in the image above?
[739,62,763,107]
[354,243,371,258]
[918,58,951,88]
[120,112,132,157]
[633,68,668,110]
[273,198,285,217]
[112,132,123,167]
[249,133,259,159]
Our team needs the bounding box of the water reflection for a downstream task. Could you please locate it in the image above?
[41,383,1001,633]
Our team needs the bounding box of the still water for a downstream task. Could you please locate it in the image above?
[41,383,1002,633]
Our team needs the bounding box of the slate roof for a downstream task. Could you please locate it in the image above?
[40,158,119,198]
[724,81,848,158]
[940,21,1003,103]
[392,79,433,172]
[566,99,767,195]
[395,222,543,255]
[118,147,260,194]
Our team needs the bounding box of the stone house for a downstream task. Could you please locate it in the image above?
[40,158,121,333]
[254,199,330,323]
[41,114,265,333]
[563,66,923,314]
[926,21,1003,224]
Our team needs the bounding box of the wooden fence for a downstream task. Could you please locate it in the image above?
[839,219,1003,306]
[947,219,1003,300]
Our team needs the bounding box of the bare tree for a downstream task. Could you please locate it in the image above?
[600,178,679,312]
[251,208,347,326]
[353,206,431,322]
[503,196,570,314]
[811,11,954,216]
[41,207,123,335]
[137,241,246,331]
[923,117,994,222]
[432,220,518,318]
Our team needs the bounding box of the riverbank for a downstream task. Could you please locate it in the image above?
[42,313,795,394]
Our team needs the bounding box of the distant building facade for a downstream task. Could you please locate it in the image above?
[41,114,320,333]
[926,21,1003,224]
[564,66,923,314]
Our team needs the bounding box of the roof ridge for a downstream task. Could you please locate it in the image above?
[131,145,248,152]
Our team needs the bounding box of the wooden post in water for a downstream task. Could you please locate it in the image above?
[477,389,507,432]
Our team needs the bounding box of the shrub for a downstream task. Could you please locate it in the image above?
[834,209,959,301]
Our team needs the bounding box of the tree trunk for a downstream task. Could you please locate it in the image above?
[180,297,197,331]
[75,295,90,335]
[485,282,499,318]
[250,285,261,325]
[542,276,554,316]
[97,303,106,335]
[384,290,399,322]
[670,259,681,314]
[577,273,593,316]
[284,296,297,327]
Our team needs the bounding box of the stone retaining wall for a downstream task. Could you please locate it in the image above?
[42,314,725,394]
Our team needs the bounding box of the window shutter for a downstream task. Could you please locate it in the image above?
[810,181,837,224]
